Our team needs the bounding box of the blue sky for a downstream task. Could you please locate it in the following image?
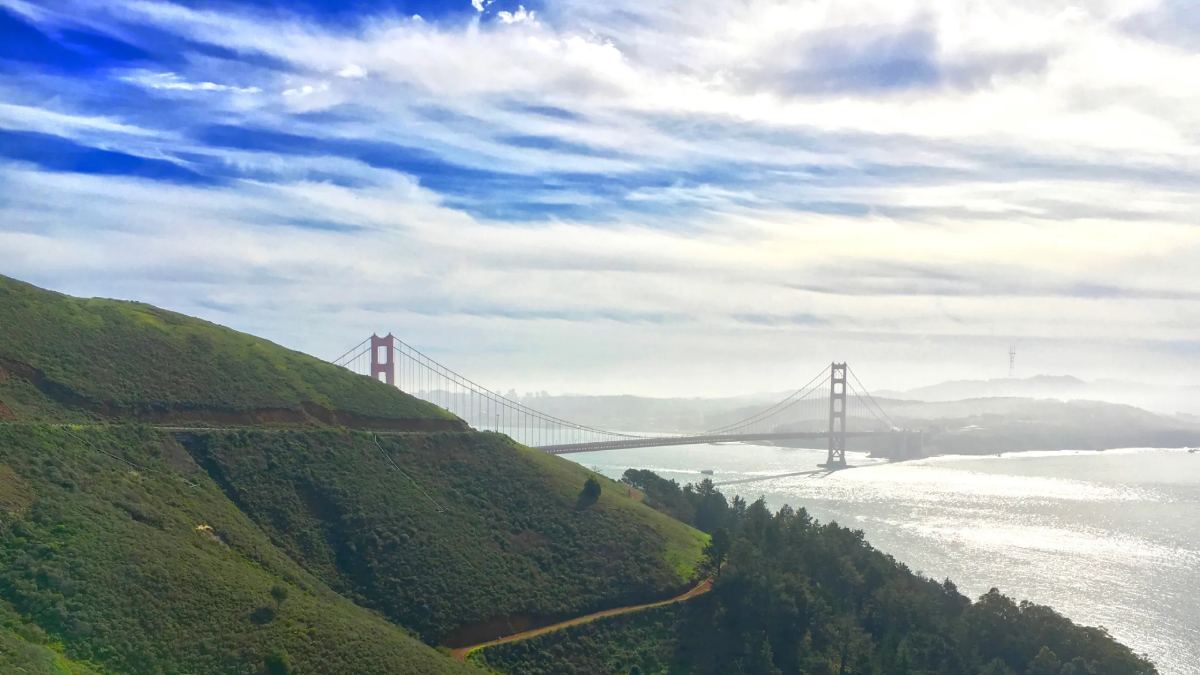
[1,0,1198,396]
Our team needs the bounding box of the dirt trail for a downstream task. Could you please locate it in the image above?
[451,578,712,662]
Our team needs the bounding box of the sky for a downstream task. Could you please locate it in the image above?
[1,0,1198,397]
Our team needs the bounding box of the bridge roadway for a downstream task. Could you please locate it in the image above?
[539,430,892,455]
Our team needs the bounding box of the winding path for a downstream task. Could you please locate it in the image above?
[451,578,713,662]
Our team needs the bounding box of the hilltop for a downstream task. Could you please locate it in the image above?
[0,274,459,430]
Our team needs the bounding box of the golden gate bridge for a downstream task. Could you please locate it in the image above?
[332,334,920,468]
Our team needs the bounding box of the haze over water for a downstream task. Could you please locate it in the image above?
[569,445,1200,675]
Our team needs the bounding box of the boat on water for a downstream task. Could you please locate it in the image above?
[1189,448,1198,454]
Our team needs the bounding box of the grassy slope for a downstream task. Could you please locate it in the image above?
[0,275,456,428]
[182,429,707,644]
[0,425,473,675]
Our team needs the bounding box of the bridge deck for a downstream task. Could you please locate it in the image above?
[538,430,893,454]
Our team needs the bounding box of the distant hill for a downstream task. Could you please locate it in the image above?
[884,374,1089,401]
[0,274,460,430]
[863,397,1200,455]
[879,374,1200,417]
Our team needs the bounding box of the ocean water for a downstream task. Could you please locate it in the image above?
[566,444,1200,675]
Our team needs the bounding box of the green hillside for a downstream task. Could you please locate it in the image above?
[0,275,458,429]
[1,597,102,674]
[0,277,707,672]
[0,425,473,674]
[181,428,707,644]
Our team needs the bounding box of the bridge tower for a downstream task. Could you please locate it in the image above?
[370,333,395,385]
[825,362,847,468]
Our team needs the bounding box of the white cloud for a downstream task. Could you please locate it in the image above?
[123,71,261,94]
[282,81,330,97]
[497,5,536,25]
[336,63,368,79]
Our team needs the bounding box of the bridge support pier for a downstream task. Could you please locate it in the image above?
[824,362,847,468]
[370,333,395,385]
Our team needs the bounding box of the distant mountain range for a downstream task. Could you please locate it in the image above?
[877,374,1200,417]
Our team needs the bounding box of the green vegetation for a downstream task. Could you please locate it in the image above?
[479,472,1157,675]
[0,275,457,428]
[622,469,733,533]
[1,597,101,674]
[181,429,706,644]
[470,604,683,675]
[0,425,473,674]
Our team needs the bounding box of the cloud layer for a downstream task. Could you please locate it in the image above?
[1,0,1198,395]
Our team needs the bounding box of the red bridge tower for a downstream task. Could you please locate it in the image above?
[370,333,395,385]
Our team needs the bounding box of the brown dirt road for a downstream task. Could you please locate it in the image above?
[451,578,713,662]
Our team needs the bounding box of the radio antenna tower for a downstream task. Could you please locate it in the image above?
[1008,345,1016,378]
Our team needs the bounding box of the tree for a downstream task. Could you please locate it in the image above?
[576,475,601,509]
[1027,646,1061,675]
[270,584,289,607]
[691,478,730,533]
[704,527,731,577]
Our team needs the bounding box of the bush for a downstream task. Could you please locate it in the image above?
[576,476,602,510]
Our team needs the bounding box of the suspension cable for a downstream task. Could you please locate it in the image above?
[334,344,372,372]
[846,365,897,429]
[393,340,647,440]
[331,337,371,366]
[702,365,832,435]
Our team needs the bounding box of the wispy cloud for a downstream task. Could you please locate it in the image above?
[124,70,262,94]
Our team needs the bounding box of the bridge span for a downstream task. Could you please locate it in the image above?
[540,430,913,455]
[333,335,915,468]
